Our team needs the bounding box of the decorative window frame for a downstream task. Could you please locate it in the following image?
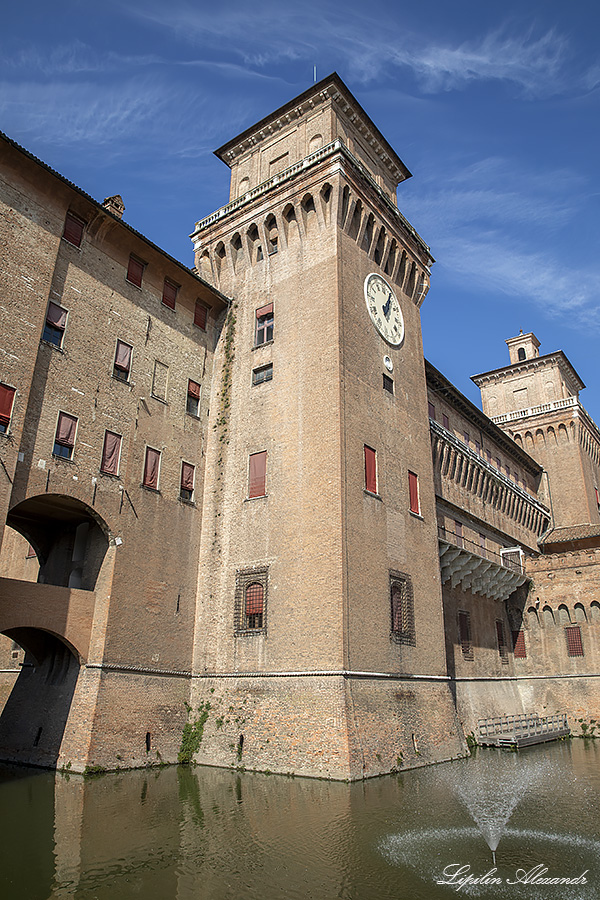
[389,570,415,646]
[234,567,268,635]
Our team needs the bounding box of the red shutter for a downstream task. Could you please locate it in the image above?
[101,431,121,475]
[248,451,267,498]
[442,414,449,429]
[181,462,195,491]
[194,301,208,329]
[46,302,68,329]
[162,279,178,309]
[127,256,144,287]
[188,379,201,399]
[512,630,527,659]
[56,412,77,447]
[566,625,584,657]
[364,446,377,494]
[428,402,435,420]
[408,471,419,514]
[63,212,84,247]
[114,341,132,372]
[256,303,273,318]
[0,384,15,427]
[245,583,264,616]
[143,448,161,490]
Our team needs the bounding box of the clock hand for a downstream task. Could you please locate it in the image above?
[382,295,392,320]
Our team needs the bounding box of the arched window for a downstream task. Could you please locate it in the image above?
[245,582,264,629]
[265,215,278,254]
[518,347,526,361]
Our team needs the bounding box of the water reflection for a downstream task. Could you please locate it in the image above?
[0,740,598,900]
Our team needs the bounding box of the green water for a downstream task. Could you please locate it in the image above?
[1,740,598,900]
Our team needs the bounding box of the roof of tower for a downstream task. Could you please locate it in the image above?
[471,350,585,394]
[214,71,412,186]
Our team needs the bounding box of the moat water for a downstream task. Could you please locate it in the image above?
[1,740,599,900]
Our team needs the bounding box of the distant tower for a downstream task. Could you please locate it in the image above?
[473,333,600,528]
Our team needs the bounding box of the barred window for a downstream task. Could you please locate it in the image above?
[565,625,584,657]
[390,571,415,646]
[235,567,268,634]
[458,610,473,659]
[496,619,509,664]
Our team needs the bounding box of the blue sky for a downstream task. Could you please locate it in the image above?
[2,0,599,421]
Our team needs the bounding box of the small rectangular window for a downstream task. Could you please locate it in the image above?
[390,571,415,645]
[53,412,77,460]
[458,611,472,658]
[475,440,481,456]
[512,630,527,659]
[43,302,68,347]
[428,401,436,419]
[100,430,122,476]
[180,461,195,502]
[383,374,394,394]
[194,300,209,330]
[565,625,584,657]
[143,447,161,490]
[253,364,273,385]
[113,340,133,381]
[126,255,145,288]
[255,304,274,346]
[162,278,178,309]
[152,360,169,401]
[496,619,508,662]
[248,451,267,499]
[485,449,492,464]
[0,384,16,434]
[442,414,449,430]
[364,445,377,495]
[187,379,201,415]
[408,471,420,515]
[496,457,501,470]
[505,465,511,479]
[62,212,85,248]
[463,432,470,447]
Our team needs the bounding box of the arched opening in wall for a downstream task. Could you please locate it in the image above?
[525,432,534,450]
[542,606,555,627]
[361,214,374,254]
[0,628,80,767]
[535,429,546,448]
[373,227,386,266]
[558,604,571,625]
[320,183,332,224]
[340,186,350,228]
[283,204,299,245]
[214,242,226,278]
[348,200,362,240]
[518,348,526,361]
[238,176,250,198]
[265,215,278,255]
[309,134,323,154]
[385,239,397,277]
[558,423,569,444]
[199,250,212,282]
[230,233,243,269]
[414,272,429,306]
[247,224,263,263]
[591,601,600,622]
[526,607,539,629]
[547,426,557,445]
[405,261,417,298]
[4,494,110,591]
[397,250,407,288]
[301,193,316,233]
[574,603,587,623]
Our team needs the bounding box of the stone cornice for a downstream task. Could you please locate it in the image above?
[471,351,585,396]
[214,72,412,186]
[492,396,600,448]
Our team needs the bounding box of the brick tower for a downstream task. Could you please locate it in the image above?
[188,74,466,779]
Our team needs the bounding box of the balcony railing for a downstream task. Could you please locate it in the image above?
[437,526,523,573]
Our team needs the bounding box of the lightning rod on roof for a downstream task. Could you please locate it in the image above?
[314,66,317,83]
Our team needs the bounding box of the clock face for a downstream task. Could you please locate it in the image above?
[364,274,404,346]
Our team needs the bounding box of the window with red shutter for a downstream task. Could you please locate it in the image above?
[428,401,436,420]
[100,431,122,476]
[245,583,264,629]
[62,212,85,248]
[565,625,584,657]
[0,384,16,433]
[180,461,195,501]
[364,445,377,494]
[235,567,268,633]
[162,278,178,309]
[408,471,420,515]
[454,520,463,548]
[442,414,450,430]
[187,379,201,416]
[248,451,267,498]
[512,630,527,659]
[43,302,68,347]
[143,447,161,490]
[194,300,209,330]
[126,255,145,288]
[113,340,133,381]
[53,412,78,459]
